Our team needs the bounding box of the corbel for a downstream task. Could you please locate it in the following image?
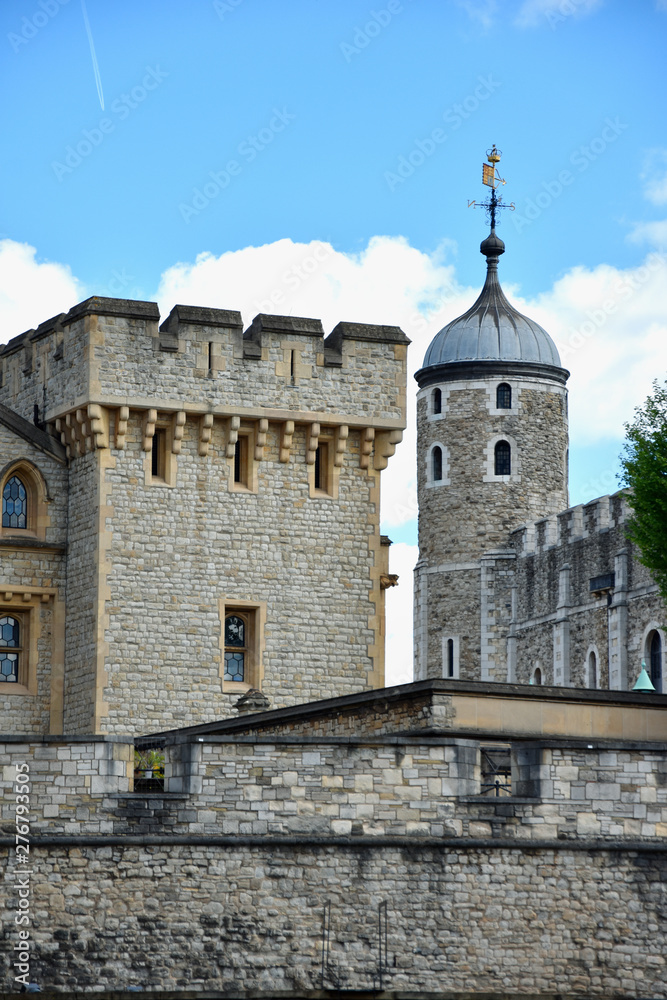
[279,420,295,463]
[199,413,214,457]
[143,409,157,451]
[254,418,269,462]
[54,418,71,459]
[87,404,108,450]
[75,408,92,454]
[21,592,31,603]
[4,592,13,602]
[374,429,403,471]
[360,427,375,469]
[171,411,186,455]
[40,593,50,604]
[116,406,129,450]
[334,425,349,467]
[306,422,320,465]
[225,416,241,459]
[65,412,82,457]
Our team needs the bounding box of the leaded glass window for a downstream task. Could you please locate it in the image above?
[494,440,511,476]
[496,383,512,409]
[2,476,27,529]
[224,614,246,682]
[0,615,20,683]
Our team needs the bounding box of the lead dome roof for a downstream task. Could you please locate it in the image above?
[421,230,562,369]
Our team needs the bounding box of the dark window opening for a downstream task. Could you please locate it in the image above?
[433,388,442,414]
[650,631,662,693]
[208,342,214,371]
[446,638,454,677]
[494,440,511,476]
[2,476,27,529]
[532,667,542,685]
[0,615,20,683]
[234,437,248,485]
[496,383,512,409]
[432,446,443,482]
[588,650,597,688]
[314,442,329,492]
[151,429,166,479]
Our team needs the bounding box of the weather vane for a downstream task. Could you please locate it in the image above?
[468,145,515,229]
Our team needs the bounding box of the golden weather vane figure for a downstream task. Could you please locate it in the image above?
[468,145,515,229]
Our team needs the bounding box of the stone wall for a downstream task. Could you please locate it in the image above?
[0,731,665,995]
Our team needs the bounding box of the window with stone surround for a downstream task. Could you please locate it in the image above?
[427,443,448,487]
[0,462,48,539]
[442,635,459,678]
[432,446,442,482]
[0,614,21,683]
[220,599,265,693]
[648,630,663,693]
[432,387,442,414]
[151,428,167,481]
[314,442,330,493]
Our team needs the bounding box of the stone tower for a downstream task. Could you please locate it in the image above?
[414,227,569,682]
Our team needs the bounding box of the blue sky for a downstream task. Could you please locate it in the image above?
[2,0,666,681]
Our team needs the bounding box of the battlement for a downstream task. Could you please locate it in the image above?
[511,490,630,556]
[0,297,410,438]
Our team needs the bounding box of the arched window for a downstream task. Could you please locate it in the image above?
[649,631,662,693]
[2,476,27,529]
[224,613,247,682]
[587,650,597,689]
[494,440,511,476]
[0,615,21,683]
[496,383,512,409]
[532,666,542,685]
[432,388,442,415]
[432,446,443,482]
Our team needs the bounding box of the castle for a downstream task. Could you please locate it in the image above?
[0,185,666,995]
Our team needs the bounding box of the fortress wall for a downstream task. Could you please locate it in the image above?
[0,842,665,995]
[2,736,665,841]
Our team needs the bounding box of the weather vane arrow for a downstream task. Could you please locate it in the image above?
[468,145,515,229]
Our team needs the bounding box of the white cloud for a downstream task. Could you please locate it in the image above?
[0,240,83,343]
[628,220,667,247]
[515,0,603,28]
[639,148,667,206]
[455,0,498,30]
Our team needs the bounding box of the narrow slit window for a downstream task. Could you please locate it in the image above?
[314,442,329,492]
[432,446,443,482]
[0,615,20,683]
[433,388,442,414]
[588,650,597,688]
[496,383,512,409]
[649,631,662,693]
[151,429,167,480]
[234,437,248,486]
[2,476,27,529]
[494,440,511,476]
[446,638,454,677]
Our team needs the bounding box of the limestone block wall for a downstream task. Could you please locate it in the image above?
[96,408,387,734]
[0,843,664,996]
[0,425,68,734]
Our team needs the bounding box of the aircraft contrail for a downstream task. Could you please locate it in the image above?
[81,0,104,110]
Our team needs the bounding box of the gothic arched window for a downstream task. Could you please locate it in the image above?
[2,476,27,529]
[496,383,512,409]
[494,440,511,476]
[588,650,597,688]
[432,446,443,482]
[0,615,21,683]
[432,388,442,415]
[649,630,662,693]
[224,613,247,682]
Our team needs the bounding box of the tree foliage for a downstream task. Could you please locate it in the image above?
[620,379,667,603]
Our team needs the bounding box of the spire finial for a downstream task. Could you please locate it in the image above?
[468,145,515,238]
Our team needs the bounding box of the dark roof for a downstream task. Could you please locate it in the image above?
[0,402,66,463]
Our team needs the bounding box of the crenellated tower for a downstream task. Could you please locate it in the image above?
[414,148,569,682]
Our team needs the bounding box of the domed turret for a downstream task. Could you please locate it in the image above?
[414,147,570,685]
